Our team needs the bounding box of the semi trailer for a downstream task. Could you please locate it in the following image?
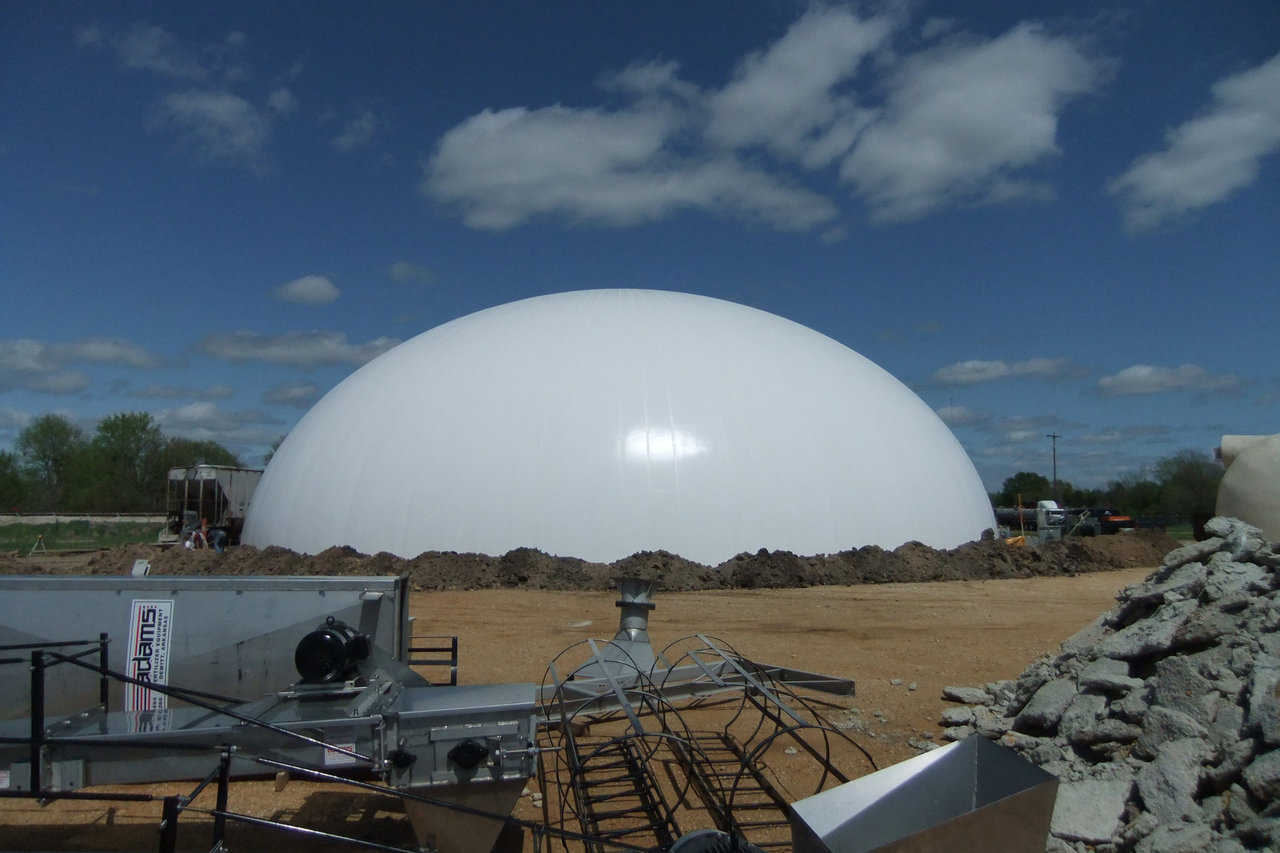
[159,464,262,545]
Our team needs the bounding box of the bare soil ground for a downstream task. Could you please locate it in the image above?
[0,540,1161,852]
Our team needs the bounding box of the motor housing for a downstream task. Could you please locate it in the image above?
[294,617,372,683]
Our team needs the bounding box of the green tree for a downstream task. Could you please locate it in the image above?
[1154,449,1223,517]
[1104,470,1162,516]
[995,472,1053,506]
[88,412,165,511]
[15,414,85,509]
[0,450,27,510]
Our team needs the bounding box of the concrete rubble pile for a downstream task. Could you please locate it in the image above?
[937,516,1280,852]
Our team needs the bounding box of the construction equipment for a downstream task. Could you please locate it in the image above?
[159,464,263,545]
[0,577,1059,853]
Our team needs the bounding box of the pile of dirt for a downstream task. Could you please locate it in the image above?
[0,530,1181,591]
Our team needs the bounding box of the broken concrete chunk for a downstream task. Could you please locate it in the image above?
[1241,747,1280,801]
[940,685,992,705]
[1099,598,1198,660]
[1049,772,1133,845]
[1161,537,1225,572]
[1013,677,1077,733]
[1135,737,1210,825]
[1078,657,1143,695]
[1243,659,1280,745]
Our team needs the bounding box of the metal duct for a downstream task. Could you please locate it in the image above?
[789,735,1058,853]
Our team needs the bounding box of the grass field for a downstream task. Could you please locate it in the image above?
[0,520,160,553]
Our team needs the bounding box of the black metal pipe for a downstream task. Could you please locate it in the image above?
[0,736,225,751]
[0,639,98,651]
[0,789,155,802]
[98,633,109,711]
[213,750,231,846]
[48,651,241,705]
[158,795,180,853]
[29,650,43,796]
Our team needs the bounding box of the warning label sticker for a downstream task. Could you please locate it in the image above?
[125,599,174,712]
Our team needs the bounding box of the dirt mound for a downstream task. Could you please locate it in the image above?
[1,530,1181,590]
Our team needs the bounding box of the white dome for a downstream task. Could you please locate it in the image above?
[243,290,994,563]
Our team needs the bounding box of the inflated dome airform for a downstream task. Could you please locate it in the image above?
[243,290,995,563]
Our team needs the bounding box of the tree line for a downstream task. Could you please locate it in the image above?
[991,449,1224,519]
[0,412,242,513]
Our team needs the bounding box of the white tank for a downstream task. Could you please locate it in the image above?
[1216,433,1280,541]
[243,290,994,564]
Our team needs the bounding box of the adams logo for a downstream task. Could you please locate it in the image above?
[125,599,174,712]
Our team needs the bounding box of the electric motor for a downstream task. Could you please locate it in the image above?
[294,616,371,683]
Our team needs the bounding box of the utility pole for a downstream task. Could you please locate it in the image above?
[1046,432,1061,497]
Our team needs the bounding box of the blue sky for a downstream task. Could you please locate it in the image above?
[2,1,1277,490]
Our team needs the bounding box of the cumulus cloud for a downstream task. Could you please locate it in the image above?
[263,381,320,408]
[57,338,158,367]
[425,10,1107,233]
[333,111,379,151]
[155,401,282,442]
[267,87,298,117]
[1109,52,1280,230]
[130,384,234,400]
[840,23,1104,221]
[0,407,34,432]
[935,405,986,426]
[110,21,210,79]
[273,275,340,305]
[198,331,399,366]
[932,357,1075,385]
[426,102,836,230]
[155,90,271,170]
[1098,364,1239,395]
[706,7,892,168]
[388,261,432,283]
[0,337,160,395]
[75,20,256,83]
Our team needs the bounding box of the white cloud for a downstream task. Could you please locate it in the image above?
[1109,52,1280,230]
[112,21,209,79]
[936,405,985,426]
[0,337,159,395]
[333,111,379,151]
[198,331,400,366]
[840,23,1104,221]
[426,103,836,231]
[706,7,892,168]
[273,275,340,305]
[388,261,432,283]
[425,11,1108,232]
[74,25,102,47]
[156,401,282,441]
[933,357,1075,385]
[1098,364,1239,395]
[131,384,234,400]
[57,338,158,367]
[0,407,34,431]
[921,18,957,40]
[263,381,320,408]
[934,359,1009,384]
[155,90,271,170]
[267,86,298,117]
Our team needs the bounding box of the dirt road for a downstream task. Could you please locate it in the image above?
[0,566,1152,851]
